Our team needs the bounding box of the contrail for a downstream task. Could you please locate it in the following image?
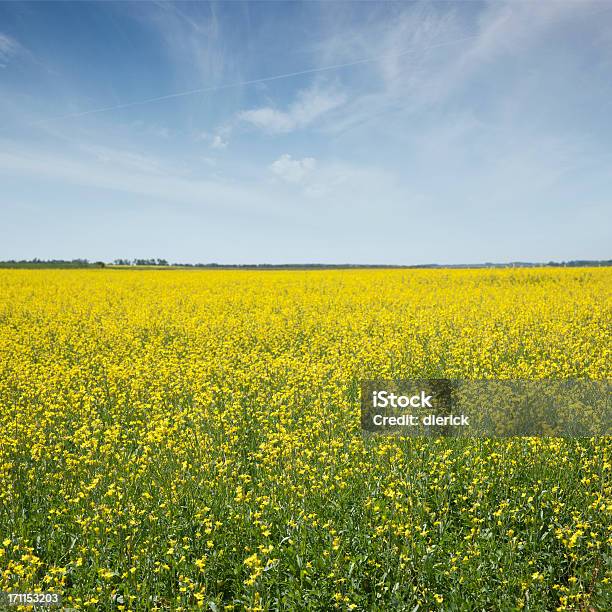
[36,34,480,124]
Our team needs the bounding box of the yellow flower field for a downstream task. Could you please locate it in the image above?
[0,268,610,610]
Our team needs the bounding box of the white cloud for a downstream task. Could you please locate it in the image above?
[267,154,398,204]
[239,86,346,134]
[270,154,317,183]
[210,135,228,150]
[239,108,294,134]
[197,131,229,150]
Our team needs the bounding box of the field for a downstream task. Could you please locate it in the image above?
[0,268,610,611]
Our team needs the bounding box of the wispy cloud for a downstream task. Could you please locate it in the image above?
[209,134,228,150]
[79,144,168,175]
[269,154,316,183]
[145,1,230,87]
[239,85,346,134]
[130,120,171,139]
[197,131,229,150]
[309,1,605,135]
[267,153,400,204]
[0,140,264,215]
[0,33,21,67]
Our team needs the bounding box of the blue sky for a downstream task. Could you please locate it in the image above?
[0,1,610,264]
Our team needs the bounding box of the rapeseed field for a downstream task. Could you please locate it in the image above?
[0,268,610,610]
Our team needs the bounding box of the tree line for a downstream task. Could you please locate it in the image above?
[0,259,610,269]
